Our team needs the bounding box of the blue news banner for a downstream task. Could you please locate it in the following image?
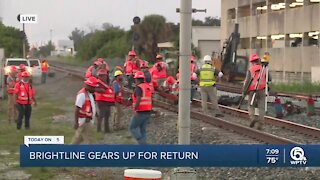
[20,145,320,167]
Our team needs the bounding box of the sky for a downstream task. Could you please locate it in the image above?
[0,0,221,47]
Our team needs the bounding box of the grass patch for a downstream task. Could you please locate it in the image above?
[270,82,320,94]
[0,89,104,179]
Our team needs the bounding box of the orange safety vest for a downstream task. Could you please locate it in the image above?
[149,67,159,88]
[78,88,93,119]
[6,76,16,94]
[112,80,123,103]
[85,66,93,78]
[132,83,152,112]
[153,62,167,79]
[95,81,115,103]
[41,62,49,72]
[249,64,266,91]
[16,81,34,105]
[125,60,139,75]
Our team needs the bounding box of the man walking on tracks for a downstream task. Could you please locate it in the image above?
[41,59,49,84]
[243,54,268,130]
[129,71,152,144]
[71,76,98,144]
[198,55,224,117]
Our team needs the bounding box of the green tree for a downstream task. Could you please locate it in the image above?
[68,28,85,51]
[192,16,221,26]
[0,23,29,57]
[136,14,171,62]
[34,41,55,57]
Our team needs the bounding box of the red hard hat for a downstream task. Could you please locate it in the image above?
[94,61,102,65]
[21,71,30,77]
[10,65,17,72]
[97,69,108,75]
[128,50,136,56]
[156,55,162,59]
[250,54,260,62]
[84,76,99,87]
[166,76,175,84]
[19,64,26,70]
[97,58,104,62]
[134,71,145,79]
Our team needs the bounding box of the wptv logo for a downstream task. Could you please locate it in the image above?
[290,147,307,165]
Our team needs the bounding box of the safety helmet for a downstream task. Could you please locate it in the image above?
[128,50,136,56]
[84,76,99,87]
[21,71,30,77]
[250,54,260,62]
[97,69,108,76]
[261,55,270,63]
[166,76,175,84]
[203,55,212,62]
[94,61,102,65]
[114,70,123,77]
[19,64,26,70]
[97,58,104,62]
[156,54,162,59]
[134,71,145,79]
[10,65,17,72]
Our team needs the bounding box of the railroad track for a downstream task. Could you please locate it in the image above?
[50,62,320,144]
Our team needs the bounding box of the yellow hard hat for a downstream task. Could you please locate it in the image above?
[114,70,123,77]
[261,55,270,63]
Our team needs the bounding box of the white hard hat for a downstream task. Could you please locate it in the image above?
[203,55,212,62]
[218,71,224,78]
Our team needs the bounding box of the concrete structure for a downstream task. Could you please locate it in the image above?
[221,0,320,83]
[51,40,74,56]
[192,26,221,59]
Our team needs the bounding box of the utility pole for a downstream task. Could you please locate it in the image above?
[22,23,26,58]
[171,0,196,179]
[50,29,53,42]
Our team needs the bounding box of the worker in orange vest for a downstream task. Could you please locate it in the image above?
[71,76,99,144]
[152,54,167,86]
[97,58,110,72]
[129,71,152,144]
[243,54,270,130]
[85,61,102,78]
[124,50,141,89]
[95,69,115,133]
[6,65,18,123]
[14,71,37,130]
[41,60,49,84]
[161,76,175,93]
[112,70,125,130]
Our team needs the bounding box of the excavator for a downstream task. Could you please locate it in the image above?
[213,24,248,82]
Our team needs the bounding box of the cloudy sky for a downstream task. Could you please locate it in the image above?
[0,0,221,47]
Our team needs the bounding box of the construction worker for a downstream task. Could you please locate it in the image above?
[14,71,37,130]
[6,65,18,123]
[71,76,99,144]
[95,69,115,133]
[243,54,268,130]
[130,71,152,144]
[40,60,49,84]
[124,50,141,89]
[198,55,224,117]
[190,56,198,101]
[85,61,102,78]
[112,70,124,130]
[161,76,175,93]
[17,64,27,81]
[152,54,167,86]
[97,58,110,72]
